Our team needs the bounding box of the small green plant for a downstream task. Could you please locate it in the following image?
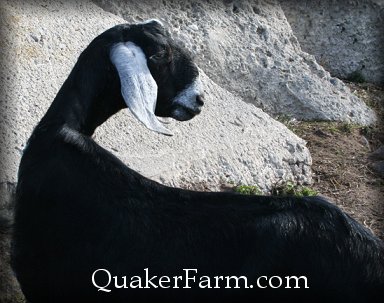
[347,70,365,83]
[275,114,300,133]
[298,186,318,197]
[272,181,317,197]
[234,184,262,195]
[325,122,359,135]
[360,125,374,139]
[338,122,354,134]
[328,125,339,134]
[275,114,292,125]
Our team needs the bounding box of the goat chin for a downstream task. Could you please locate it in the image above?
[171,106,200,121]
[10,20,384,303]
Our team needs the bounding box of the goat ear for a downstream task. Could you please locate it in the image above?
[110,42,172,136]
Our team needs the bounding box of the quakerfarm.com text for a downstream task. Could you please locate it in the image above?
[92,268,309,292]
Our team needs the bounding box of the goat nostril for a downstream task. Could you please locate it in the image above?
[196,95,205,106]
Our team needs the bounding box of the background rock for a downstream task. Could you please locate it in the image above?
[0,0,312,195]
[94,0,376,125]
[96,70,312,193]
[280,0,384,85]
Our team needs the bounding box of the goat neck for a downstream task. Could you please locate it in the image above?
[39,41,125,136]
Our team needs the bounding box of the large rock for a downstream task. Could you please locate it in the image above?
[96,69,312,192]
[280,0,384,85]
[0,0,125,186]
[0,0,311,196]
[94,0,376,125]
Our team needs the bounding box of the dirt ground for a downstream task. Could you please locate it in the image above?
[285,82,384,239]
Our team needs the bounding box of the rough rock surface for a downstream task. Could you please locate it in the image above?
[0,0,311,196]
[94,0,376,125]
[281,0,384,85]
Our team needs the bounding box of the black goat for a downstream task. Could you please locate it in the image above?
[11,20,384,303]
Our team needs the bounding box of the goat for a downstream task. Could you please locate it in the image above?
[11,20,384,303]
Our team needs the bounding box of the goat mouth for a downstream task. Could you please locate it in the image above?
[171,105,202,121]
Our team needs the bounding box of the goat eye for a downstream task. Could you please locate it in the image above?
[149,49,172,65]
[151,50,166,60]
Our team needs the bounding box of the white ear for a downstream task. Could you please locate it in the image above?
[110,42,172,136]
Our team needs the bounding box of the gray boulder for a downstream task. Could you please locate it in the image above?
[94,0,376,125]
[0,0,312,196]
[281,0,384,85]
[95,70,312,192]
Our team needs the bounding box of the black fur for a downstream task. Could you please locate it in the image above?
[11,22,384,303]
